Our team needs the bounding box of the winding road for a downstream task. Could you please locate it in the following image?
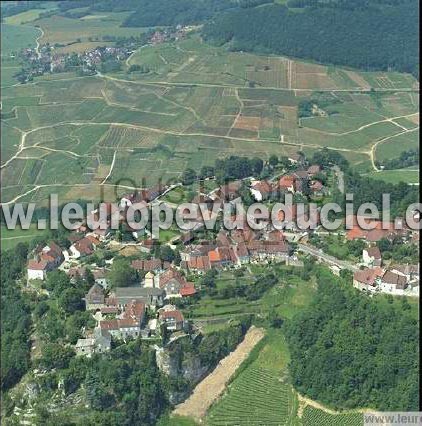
[297,243,359,272]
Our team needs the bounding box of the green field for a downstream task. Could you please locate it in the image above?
[205,328,365,426]
[0,224,48,251]
[1,23,41,55]
[302,407,363,426]
[206,329,297,426]
[374,128,419,162]
[366,169,419,184]
[35,12,147,52]
[183,265,316,321]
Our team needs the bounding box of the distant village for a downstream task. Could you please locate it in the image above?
[25,155,420,358]
[13,25,191,83]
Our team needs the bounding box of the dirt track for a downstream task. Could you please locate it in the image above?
[172,326,265,422]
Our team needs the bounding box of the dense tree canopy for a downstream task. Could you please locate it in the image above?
[285,267,419,411]
[202,1,418,77]
[1,243,31,391]
[108,258,137,288]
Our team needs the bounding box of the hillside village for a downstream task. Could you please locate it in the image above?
[25,154,420,358]
[1,0,419,423]
[12,26,192,83]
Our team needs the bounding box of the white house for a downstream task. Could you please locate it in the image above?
[362,246,382,267]
[380,271,408,295]
[27,260,48,280]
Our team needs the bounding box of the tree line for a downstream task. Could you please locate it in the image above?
[202,1,419,77]
[378,149,419,170]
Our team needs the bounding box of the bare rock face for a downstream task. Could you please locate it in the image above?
[181,353,208,383]
[154,342,209,405]
[155,346,175,376]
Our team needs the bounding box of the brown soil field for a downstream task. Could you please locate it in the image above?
[344,70,371,89]
[234,115,261,131]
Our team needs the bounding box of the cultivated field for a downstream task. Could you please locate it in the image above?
[35,12,147,52]
[206,329,296,426]
[1,19,419,205]
[366,169,419,185]
[301,407,363,426]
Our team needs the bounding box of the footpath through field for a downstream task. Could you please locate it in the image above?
[172,326,265,422]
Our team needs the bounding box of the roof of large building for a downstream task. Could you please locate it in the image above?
[353,267,384,286]
[73,237,94,255]
[28,259,48,271]
[279,175,295,188]
[180,283,196,297]
[160,309,184,322]
[114,287,164,298]
[382,271,407,288]
[86,283,105,302]
[159,268,186,288]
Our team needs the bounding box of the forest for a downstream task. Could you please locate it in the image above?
[285,267,419,411]
[202,0,419,76]
[1,244,32,392]
[56,0,258,27]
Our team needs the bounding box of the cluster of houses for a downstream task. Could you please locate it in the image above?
[346,215,413,243]
[150,25,193,45]
[353,263,419,296]
[18,44,132,82]
[342,215,420,295]
[249,164,327,201]
[27,242,64,280]
[76,267,190,356]
[179,227,291,273]
[25,163,419,356]
[14,24,195,83]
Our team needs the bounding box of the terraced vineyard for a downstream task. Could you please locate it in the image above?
[207,366,295,425]
[301,407,363,426]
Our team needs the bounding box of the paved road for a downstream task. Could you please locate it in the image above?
[298,243,359,272]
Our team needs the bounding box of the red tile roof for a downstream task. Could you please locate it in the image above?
[279,175,295,189]
[159,268,186,288]
[100,319,119,330]
[208,249,221,262]
[252,180,272,194]
[160,309,184,322]
[123,299,145,322]
[353,267,384,286]
[381,271,407,288]
[73,237,94,255]
[86,235,101,245]
[188,255,211,271]
[180,283,196,297]
[28,259,48,271]
[310,180,323,191]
